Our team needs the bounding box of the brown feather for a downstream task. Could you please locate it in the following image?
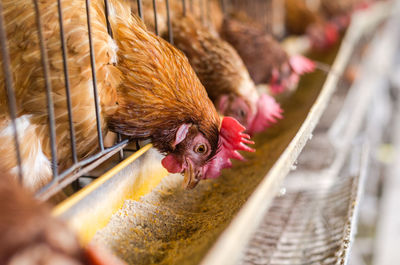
[107,3,220,154]
[170,14,254,104]
[0,0,220,190]
[220,15,289,85]
[0,174,126,264]
[0,175,85,264]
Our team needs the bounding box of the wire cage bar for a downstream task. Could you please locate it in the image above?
[165,0,174,44]
[0,0,148,199]
[57,0,78,165]
[152,0,159,35]
[137,0,143,19]
[33,0,59,179]
[0,0,24,182]
[85,0,105,153]
[182,0,186,16]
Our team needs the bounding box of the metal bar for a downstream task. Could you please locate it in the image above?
[33,0,58,177]
[37,139,130,200]
[0,1,24,182]
[52,143,153,216]
[57,0,78,164]
[85,0,105,152]
[104,0,114,38]
[152,0,159,35]
[165,0,173,44]
[225,0,231,14]
[219,0,225,14]
[103,0,122,163]
[266,0,271,33]
[137,0,143,19]
[189,0,193,13]
[81,175,99,179]
[118,133,124,160]
[57,139,128,184]
[200,0,205,25]
[182,0,186,16]
[205,0,210,26]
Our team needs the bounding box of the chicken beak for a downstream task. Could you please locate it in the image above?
[183,159,200,189]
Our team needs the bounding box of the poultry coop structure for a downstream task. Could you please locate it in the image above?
[0,0,133,200]
[0,0,397,264]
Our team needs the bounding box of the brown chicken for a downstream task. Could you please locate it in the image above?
[133,1,283,135]
[320,0,372,21]
[220,13,316,95]
[284,0,366,50]
[0,174,125,265]
[0,0,252,190]
[170,14,283,135]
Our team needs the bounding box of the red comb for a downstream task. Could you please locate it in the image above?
[289,55,316,75]
[355,1,371,11]
[269,68,285,94]
[270,56,315,94]
[324,23,340,47]
[248,94,283,135]
[203,117,254,179]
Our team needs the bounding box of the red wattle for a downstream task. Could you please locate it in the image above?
[161,154,183,173]
[289,55,316,75]
[248,94,283,135]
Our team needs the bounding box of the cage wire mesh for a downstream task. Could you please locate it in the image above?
[0,0,281,200]
[0,0,145,200]
[0,0,175,200]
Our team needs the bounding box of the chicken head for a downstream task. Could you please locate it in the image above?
[162,117,254,189]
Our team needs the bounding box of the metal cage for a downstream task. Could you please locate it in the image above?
[0,0,257,200]
[0,0,279,200]
[0,0,163,200]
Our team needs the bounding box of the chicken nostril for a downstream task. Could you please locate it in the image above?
[195,169,203,180]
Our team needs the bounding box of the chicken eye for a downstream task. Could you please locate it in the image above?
[194,144,207,154]
[238,109,246,118]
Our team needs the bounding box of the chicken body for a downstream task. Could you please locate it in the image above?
[320,0,371,20]
[172,14,284,134]
[284,0,354,50]
[220,16,288,86]
[171,15,258,126]
[220,13,315,95]
[0,174,85,264]
[0,174,125,265]
[134,1,282,135]
[0,0,250,190]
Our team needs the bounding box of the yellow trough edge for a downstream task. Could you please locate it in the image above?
[52,143,169,245]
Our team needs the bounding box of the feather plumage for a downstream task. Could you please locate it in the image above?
[0,0,120,190]
[0,174,125,264]
[0,0,251,190]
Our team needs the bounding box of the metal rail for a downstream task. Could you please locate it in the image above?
[0,0,23,182]
[57,0,78,164]
[165,0,173,44]
[37,139,129,200]
[33,0,59,178]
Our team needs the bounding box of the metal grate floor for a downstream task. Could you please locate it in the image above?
[239,155,365,265]
[238,7,400,263]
